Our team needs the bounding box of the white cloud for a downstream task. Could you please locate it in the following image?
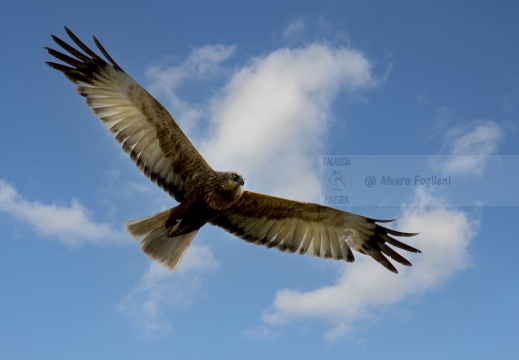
[444,120,503,156]
[147,44,236,91]
[282,19,306,40]
[0,180,123,245]
[118,245,219,338]
[433,120,504,176]
[261,187,477,343]
[252,120,504,341]
[242,325,280,340]
[200,43,376,199]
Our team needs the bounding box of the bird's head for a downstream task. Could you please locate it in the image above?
[215,171,244,194]
[229,172,245,186]
[206,171,245,210]
[221,171,244,186]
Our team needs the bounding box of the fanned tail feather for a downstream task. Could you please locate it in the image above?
[126,209,198,270]
[126,208,172,238]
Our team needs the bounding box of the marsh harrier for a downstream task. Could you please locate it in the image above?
[45,28,420,273]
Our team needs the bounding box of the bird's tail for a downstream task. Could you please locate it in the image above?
[126,209,198,270]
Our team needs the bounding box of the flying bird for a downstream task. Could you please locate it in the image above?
[45,27,420,273]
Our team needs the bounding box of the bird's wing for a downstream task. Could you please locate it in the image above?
[45,27,212,201]
[211,191,420,273]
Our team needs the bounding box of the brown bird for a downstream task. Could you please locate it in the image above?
[45,27,420,273]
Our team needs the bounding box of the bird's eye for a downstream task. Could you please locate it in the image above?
[231,173,237,179]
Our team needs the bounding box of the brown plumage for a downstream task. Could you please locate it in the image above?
[45,27,420,273]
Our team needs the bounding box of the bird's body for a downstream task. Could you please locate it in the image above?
[164,170,244,237]
[46,27,420,273]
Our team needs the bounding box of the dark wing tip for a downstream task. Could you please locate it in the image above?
[390,230,420,238]
[93,35,123,71]
[45,61,67,70]
[46,27,124,75]
[370,218,419,237]
[370,218,398,224]
[363,219,422,273]
[373,251,399,274]
[379,242,413,267]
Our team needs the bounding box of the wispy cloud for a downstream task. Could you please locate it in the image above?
[434,120,504,176]
[0,180,124,245]
[443,120,503,155]
[282,19,306,40]
[147,44,236,92]
[501,91,519,112]
[242,325,280,340]
[146,44,236,134]
[117,245,219,338]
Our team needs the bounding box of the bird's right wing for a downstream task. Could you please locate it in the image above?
[45,27,213,201]
[211,191,420,273]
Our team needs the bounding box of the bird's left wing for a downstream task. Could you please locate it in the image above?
[211,191,420,273]
[45,27,213,202]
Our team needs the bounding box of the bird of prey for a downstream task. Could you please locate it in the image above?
[45,27,420,274]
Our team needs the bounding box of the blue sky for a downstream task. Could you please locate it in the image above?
[2,1,519,359]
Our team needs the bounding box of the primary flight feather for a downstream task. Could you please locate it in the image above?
[45,27,420,273]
